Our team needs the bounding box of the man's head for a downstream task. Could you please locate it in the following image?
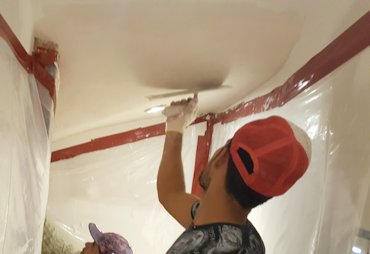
[81,223,133,254]
[199,116,311,209]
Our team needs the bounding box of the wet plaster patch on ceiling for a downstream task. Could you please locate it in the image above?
[34,0,305,149]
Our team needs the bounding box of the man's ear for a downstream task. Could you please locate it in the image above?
[214,147,229,169]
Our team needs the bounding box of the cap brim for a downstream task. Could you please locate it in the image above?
[89,223,103,244]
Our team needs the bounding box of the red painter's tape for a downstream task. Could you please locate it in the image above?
[0,15,32,72]
[51,123,166,162]
[191,118,215,196]
[33,61,57,105]
[0,14,57,106]
[33,48,59,66]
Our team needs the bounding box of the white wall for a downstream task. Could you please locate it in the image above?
[0,0,40,52]
[0,1,51,253]
[362,191,370,231]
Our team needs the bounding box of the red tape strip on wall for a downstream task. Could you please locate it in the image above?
[51,123,166,161]
[51,115,210,162]
[0,14,57,105]
[0,15,32,72]
[192,116,215,196]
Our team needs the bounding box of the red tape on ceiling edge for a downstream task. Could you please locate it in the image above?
[0,14,57,105]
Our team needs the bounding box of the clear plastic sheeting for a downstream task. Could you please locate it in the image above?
[0,42,51,253]
[36,62,59,136]
[47,123,205,253]
[47,50,370,254]
[211,48,370,254]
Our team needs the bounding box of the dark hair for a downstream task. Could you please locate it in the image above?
[225,142,271,209]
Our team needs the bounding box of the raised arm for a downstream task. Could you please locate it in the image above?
[157,98,200,228]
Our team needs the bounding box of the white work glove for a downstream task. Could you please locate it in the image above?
[162,97,198,133]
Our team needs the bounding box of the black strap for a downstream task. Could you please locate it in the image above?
[190,201,200,220]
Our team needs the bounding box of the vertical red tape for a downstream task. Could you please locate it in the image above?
[191,118,215,196]
[0,15,32,72]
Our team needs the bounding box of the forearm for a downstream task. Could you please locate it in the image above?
[157,132,186,200]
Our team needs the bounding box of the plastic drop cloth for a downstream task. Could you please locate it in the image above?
[48,123,206,254]
[211,48,370,254]
[0,41,51,253]
[47,49,370,254]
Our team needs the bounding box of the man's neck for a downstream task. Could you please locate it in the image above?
[193,184,251,226]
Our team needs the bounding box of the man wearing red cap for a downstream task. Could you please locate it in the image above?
[157,98,311,253]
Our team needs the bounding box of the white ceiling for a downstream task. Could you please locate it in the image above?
[34,0,309,147]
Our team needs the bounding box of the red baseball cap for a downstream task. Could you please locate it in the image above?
[229,116,311,197]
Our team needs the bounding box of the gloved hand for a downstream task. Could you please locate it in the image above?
[162,96,198,133]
